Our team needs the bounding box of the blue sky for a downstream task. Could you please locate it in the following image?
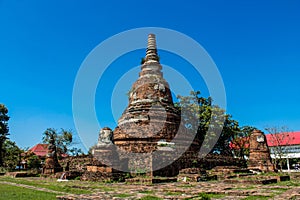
[1,0,300,151]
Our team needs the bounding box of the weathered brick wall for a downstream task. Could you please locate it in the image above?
[59,156,93,171]
[55,171,83,179]
[81,171,125,182]
[198,154,247,170]
[175,153,246,171]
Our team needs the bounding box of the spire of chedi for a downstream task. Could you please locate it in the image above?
[113,34,181,153]
[145,34,159,63]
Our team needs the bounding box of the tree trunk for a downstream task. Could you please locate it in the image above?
[240,149,244,160]
[0,143,3,167]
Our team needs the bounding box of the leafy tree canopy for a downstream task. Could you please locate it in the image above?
[231,126,256,159]
[0,104,10,166]
[3,139,22,170]
[175,91,254,156]
[42,128,73,158]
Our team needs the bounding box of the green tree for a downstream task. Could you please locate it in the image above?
[214,114,240,155]
[175,91,211,151]
[27,154,41,170]
[3,139,22,170]
[42,128,73,159]
[176,91,241,155]
[0,104,10,166]
[231,126,256,159]
[22,150,42,170]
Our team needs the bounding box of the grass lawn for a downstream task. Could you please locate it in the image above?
[0,176,96,194]
[138,196,163,200]
[0,184,58,200]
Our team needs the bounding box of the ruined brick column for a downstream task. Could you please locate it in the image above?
[248,130,276,172]
[43,136,63,174]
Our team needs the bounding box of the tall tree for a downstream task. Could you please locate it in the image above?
[42,128,73,159]
[176,91,240,155]
[3,139,22,170]
[0,104,10,166]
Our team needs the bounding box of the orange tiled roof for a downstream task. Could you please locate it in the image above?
[29,144,48,157]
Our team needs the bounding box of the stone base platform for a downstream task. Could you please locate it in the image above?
[81,171,126,182]
[125,177,177,184]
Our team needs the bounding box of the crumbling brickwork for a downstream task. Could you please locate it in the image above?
[248,130,276,172]
[112,34,182,175]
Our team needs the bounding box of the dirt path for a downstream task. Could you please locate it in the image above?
[54,182,300,200]
[2,179,300,199]
[275,187,300,199]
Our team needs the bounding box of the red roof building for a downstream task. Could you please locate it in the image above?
[229,131,300,171]
[28,143,69,158]
[230,131,300,150]
[265,131,300,171]
[265,131,300,147]
[29,144,48,157]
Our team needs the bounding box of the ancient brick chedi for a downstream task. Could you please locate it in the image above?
[91,34,199,176]
[113,34,181,153]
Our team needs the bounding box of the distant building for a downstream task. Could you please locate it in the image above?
[266,131,300,170]
[230,131,300,171]
[29,143,48,158]
[19,143,69,170]
[19,144,48,169]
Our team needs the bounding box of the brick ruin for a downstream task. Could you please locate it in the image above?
[88,34,265,180]
[113,33,181,153]
[248,130,276,172]
[89,34,201,178]
[43,135,63,174]
[24,30,278,184]
[113,34,183,176]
